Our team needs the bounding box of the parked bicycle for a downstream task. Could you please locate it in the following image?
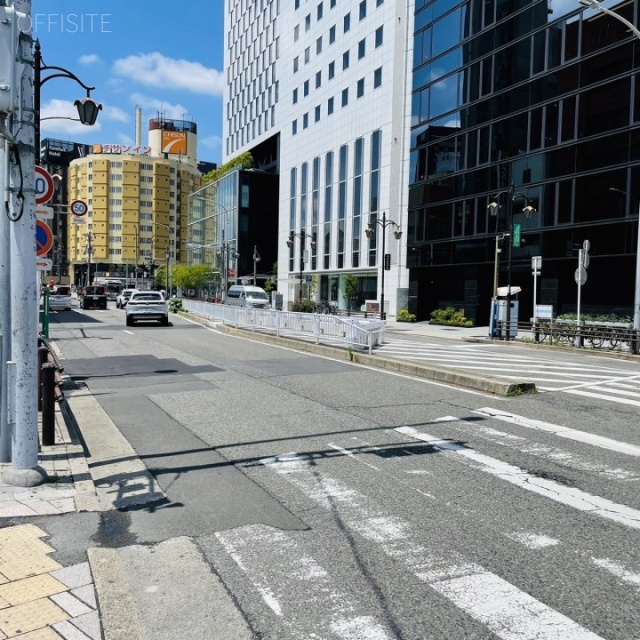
[314,300,339,314]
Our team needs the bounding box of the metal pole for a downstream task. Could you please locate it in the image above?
[577,249,583,328]
[34,40,41,166]
[253,245,257,286]
[634,200,640,353]
[380,212,386,320]
[299,229,304,302]
[505,188,513,341]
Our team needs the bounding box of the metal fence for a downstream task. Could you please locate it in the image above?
[181,300,387,353]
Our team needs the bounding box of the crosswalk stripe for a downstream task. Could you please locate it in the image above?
[262,453,605,640]
[216,524,395,639]
[591,557,640,589]
[396,425,640,531]
[564,389,640,407]
[473,408,640,457]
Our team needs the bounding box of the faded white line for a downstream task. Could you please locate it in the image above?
[564,388,640,407]
[123,330,134,335]
[262,454,604,640]
[474,408,640,457]
[591,557,640,588]
[397,426,640,531]
[216,524,395,639]
[506,532,560,549]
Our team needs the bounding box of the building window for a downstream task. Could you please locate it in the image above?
[292,119,298,135]
[293,88,299,103]
[343,12,350,32]
[358,38,366,59]
[317,2,324,19]
[305,13,311,30]
[316,71,322,88]
[330,0,336,7]
[329,25,336,43]
[305,47,310,63]
[357,78,364,98]
[359,0,366,20]
[342,88,349,107]
[374,66,382,88]
[316,36,323,54]
[294,56,299,73]
[315,105,321,122]
[303,113,309,129]
[294,24,300,41]
[304,79,310,96]
[295,0,300,8]
[328,61,335,79]
[375,25,383,47]
[342,50,350,70]
[328,97,334,114]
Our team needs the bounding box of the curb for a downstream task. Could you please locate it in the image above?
[178,312,535,396]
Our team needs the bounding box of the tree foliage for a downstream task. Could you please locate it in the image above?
[173,264,215,290]
[343,274,359,313]
[202,152,254,185]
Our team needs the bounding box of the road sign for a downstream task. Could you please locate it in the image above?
[512,223,521,247]
[70,199,88,216]
[35,166,55,205]
[583,239,590,252]
[35,206,53,220]
[36,258,52,271]
[384,253,391,270]
[35,219,53,257]
[582,252,590,269]
[575,267,587,286]
[531,256,542,271]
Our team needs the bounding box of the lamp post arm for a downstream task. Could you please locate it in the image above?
[581,0,640,40]
[39,70,95,93]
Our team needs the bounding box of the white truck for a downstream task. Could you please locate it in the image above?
[125,291,169,326]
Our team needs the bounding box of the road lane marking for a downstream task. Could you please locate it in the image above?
[396,426,640,531]
[262,453,604,640]
[474,408,640,457]
[591,557,640,589]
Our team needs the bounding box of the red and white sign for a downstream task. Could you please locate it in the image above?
[35,166,55,205]
[70,200,88,216]
[35,219,54,257]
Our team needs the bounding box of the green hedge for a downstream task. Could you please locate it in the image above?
[429,307,473,327]
[397,308,417,322]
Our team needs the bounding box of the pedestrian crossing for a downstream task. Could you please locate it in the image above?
[206,408,640,639]
[375,338,640,405]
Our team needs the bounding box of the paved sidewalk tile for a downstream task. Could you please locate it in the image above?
[0,574,66,606]
[0,597,68,636]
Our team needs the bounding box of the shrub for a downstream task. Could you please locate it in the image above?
[292,300,316,313]
[169,298,183,313]
[397,308,417,323]
[429,307,473,327]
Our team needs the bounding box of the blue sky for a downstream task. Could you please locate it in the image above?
[32,0,224,164]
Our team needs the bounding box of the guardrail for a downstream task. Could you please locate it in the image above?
[181,300,387,353]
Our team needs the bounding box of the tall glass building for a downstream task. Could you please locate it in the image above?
[408,0,640,322]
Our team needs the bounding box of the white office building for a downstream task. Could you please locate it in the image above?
[224,0,414,316]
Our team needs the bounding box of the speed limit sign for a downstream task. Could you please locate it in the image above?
[70,200,88,216]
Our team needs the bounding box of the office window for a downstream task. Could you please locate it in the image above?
[305,47,310,63]
[357,78,364,98]
[329,25,336,43]
[315,105,321,121]
[344,12,351,32]
[343,50,350,70]
[342,88,349,106]
[316,36,323,54]
[295,0,300,8]
[304,80,310,96]
[328,97,334,114]
[376,0,383,5]
[303,113,309,128]
[292,119,298,135]
[293,88,298,104]
[329,61,335,79]
[316,71,322,88]
[294,25,300,41]
[330,0,336,7]
[317,2,324,19]
[358,38,366,59]
[359,0,366,20]
[294,56,299,73]
[305,13,311,30]
[374,66,382,88]
[375,25,383,47]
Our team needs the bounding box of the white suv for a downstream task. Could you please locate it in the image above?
[116,289,138,309]
[125,291,169,326]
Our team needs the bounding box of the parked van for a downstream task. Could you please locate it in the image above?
[226,285,270,308]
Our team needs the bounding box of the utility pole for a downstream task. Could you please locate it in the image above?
[86,232,94,286]
[253,245,260,286]
[1,0,47,486]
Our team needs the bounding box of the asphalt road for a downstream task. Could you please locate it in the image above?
[35,303,640,639]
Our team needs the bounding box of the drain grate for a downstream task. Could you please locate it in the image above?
[59,379,85,391]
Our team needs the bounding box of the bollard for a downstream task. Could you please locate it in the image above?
[37,346,49,412]
[41,363,57,446]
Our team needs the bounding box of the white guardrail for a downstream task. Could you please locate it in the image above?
[180,300,387,354]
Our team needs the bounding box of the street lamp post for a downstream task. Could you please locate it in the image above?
[487,185,536,341]
[253,245,261,286]
[151,222,174,295]
[365,211,403,320]
[287,230,316,302]
[34,40,102,165]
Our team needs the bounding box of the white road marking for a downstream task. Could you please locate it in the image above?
[216,524,395,638]
[123,330,134,335]
[591,557,640,588]
[563,389,640,407]
[506,533,560,549]
[474,408,640,457]
[262,454,604,640]
[396,425,640,531]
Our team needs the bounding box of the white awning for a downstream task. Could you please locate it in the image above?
[497,286,522,297]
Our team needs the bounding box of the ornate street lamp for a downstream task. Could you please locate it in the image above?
[286,230,316,302]
[487,185,536,340]
[365,211,402,320]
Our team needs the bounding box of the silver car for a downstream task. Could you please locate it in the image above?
[49,285,73,311]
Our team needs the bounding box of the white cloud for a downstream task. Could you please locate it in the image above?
[200,135,222,150]
[40,99,102,135]
[129,93,192,121]
[103,105,130,123]
[112,52,223,96]
[116,132,134,145]
[79,54,101,66]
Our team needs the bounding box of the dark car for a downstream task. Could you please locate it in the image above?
[79,286,107,310]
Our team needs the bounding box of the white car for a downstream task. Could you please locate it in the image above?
[49,285,73,311]
[125,291,169,326]
[116,288,138,309]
